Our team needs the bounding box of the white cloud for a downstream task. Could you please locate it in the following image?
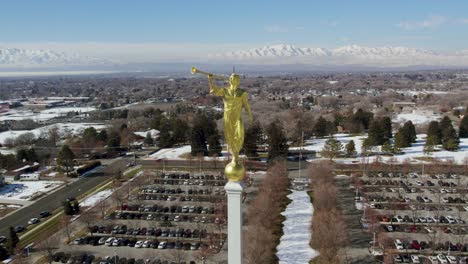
[397,15,446,30]
[459,18,468,24]
[264,25,289,33]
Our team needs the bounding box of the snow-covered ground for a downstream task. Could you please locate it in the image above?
[0,181,63,201]
[0,122,106,144]
[399,90,453,96]
[290,133,367,154]
[148,145,238,161]
[80,189,113,207]
[277,190,318,263]
[394,113,440,125]
[295,133,468,164]
[0,106,96,122]
[134,129,159,139]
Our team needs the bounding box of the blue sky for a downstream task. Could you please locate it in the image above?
[1,0,468,62]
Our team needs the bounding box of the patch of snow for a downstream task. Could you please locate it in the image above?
[148,145,236,161]
[0,181,63,201]
[134,129,160,139]
[291,133,367,154]
[0,122,106,144]
[0,107,96,122]
[277,190,318,263]
[80,189,113,207]
[394,113,440,125]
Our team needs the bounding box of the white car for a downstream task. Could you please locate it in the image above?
[28,218,40,225]
[410,255,420,263]
[395,215,404,222]
[437,254,448,264]
[134,240,144,248]
[112,238,121,246]
[447,216,456,224]
[105,237,114,246]
[463,206,468,211]
[158,241,167,249]
[427,256,438,264]
[142,240,151,248]
[446,255,458,264]
[422,197,431,203]
[394,239,404,250]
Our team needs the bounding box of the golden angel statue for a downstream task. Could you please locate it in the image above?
[191,67,253,182]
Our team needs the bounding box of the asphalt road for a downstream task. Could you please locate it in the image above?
[0,158,129,238]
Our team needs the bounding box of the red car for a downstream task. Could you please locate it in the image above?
[411,240,421,250]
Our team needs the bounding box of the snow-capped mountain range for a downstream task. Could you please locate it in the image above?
[211,44,468,67]
[1,44,468,70]
[0,48,110,68]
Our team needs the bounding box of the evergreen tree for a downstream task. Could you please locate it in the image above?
[106,131,121,153]
[424,135,437,155]
[402,121,417,143]
[97,129,108,142]
[57,145,75,176]
[353,108,374,130]
[366,120,385,146]
[63,201,74,215]
[321,137,343,161]
[459,115,468,138]
[144,132,154,145]
[313,116,329,137]
[171,118,189,144]
[427,121,441,144]
[394,130,410,149]
[441,125,460,151]
[243,121,262,158]
[6,226,18,254]
[16,148,38,162]
[345,140,356,157]
[380,116,393,140]
[190,113,217,156]
[439,116,452,132]
[381,140,394,154]
[266,120,288,161]
[190,124,208,156]
[83,127,98,142]
[158,117,173,148]
[207,134,222,156]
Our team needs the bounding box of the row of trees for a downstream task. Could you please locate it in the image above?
[243,161,290,263]
[189,113,289,161]
[309,162,348,264]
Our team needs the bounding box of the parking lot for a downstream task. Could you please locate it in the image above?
[59,171,229,264]
[356,170,468,263]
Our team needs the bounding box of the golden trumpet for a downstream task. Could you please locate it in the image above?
[191,66,228,80]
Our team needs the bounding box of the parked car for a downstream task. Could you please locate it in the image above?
[39,211,51,218]
[105,237,114,246]
[134,241,144,248]
[437,254,448,264]
[410,255,420,263]
[14,225,25,233]
[28,218,40,225]
[394,239,404,250]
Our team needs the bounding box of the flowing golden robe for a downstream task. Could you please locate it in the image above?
[210,86,251,158]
